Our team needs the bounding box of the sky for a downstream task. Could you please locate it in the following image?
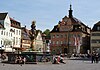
[0,0,100,31]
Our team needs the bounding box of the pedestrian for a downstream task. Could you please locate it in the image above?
[23,57,26,64]
[95,52,99,63]
[15,56,18,63]
[91,51,96,63]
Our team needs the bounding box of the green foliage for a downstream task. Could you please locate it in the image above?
[43,29,50,38]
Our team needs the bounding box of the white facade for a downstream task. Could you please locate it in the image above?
[34,31,44,52]
[11,27,21,49]
[0,14,12,52]
[0,13,21,52]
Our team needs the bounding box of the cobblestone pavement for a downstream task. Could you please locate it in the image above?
[0,58,100,70]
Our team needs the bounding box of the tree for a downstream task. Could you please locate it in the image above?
[43,29,50,39]
[43,29,51,45]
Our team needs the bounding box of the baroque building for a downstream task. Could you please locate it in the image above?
[50,5,91,54]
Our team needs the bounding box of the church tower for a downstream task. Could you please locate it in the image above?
[69,4,73,18]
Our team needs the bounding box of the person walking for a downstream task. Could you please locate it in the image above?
[95,52,99,63]
[91,51,96,63]
[23,57,26,64]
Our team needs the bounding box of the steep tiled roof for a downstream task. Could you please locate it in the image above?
[51,25,59,32]
[62,16,86,26]
[35,30,42,37]
[51,4,90,33]
[10,17,21,29]
[10,17,19,23]
[95,21,100,25]
[0,12,8,20]
[21,27,30,40]
[51,16,89,33]
[0,23,4,29]
[92,21,100,31]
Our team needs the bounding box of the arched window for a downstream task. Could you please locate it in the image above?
[1,40,2,45]
[1,31,3,35]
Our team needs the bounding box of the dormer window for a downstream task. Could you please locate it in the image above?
[97,26,100,31]
[10,29,15,32]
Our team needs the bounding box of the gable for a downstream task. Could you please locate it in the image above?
[4,14,11,28]
[36,32,42,40]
